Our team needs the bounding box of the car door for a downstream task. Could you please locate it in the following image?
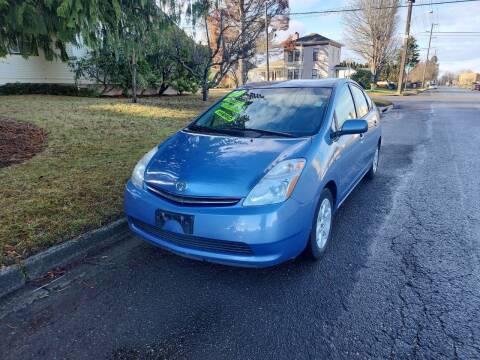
[331,84,363,199]
[349,84,379,173]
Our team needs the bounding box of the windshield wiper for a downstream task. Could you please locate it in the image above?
[186,124,241,136]
[186,125,296,138]
[243,128,297,138]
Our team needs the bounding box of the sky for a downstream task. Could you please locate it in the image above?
[274,0,480,74]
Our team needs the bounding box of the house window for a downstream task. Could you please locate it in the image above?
[288,50,301,63]
[294,50,301,62]
[313,49,318,61]
[288,69,300,79]
[312,69,318,79]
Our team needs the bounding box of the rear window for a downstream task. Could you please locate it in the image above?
[193,87,332,137]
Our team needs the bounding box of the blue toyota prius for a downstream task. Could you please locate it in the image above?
[124,79,381,267]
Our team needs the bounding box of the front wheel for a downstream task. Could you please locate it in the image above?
[366,145,380,179]
[306,188,333,260]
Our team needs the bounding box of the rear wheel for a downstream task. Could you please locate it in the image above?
[366,145,380,179]
[306,188,333,260]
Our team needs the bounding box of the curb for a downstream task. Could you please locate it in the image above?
[0,265,26,298]
[0,218,129,299]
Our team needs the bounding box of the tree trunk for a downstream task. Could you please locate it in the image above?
[131,49,137,104]
[158,83,169,96]
[202,82,209,101]
[370,68,377,90]
[239,60,246,86]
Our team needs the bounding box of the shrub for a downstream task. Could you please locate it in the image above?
[0,83,100,97]
[351,69,373,89]
[170,70,199,95]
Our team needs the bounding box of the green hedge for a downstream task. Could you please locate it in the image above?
[0,83,99,97]
[351,69,373,89]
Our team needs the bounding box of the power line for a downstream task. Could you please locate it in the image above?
[416,33,480,36]
[287,0,480,16]
[429,31,480,33]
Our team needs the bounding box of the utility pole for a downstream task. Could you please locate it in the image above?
[265,2,270,81]
[238,0,246,85]
[397,0,415,95]
[422,23,436,88]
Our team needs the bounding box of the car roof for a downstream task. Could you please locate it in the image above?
[240,78,349,90]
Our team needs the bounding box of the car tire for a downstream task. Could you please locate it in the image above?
[306,188,334,260]
[366,145,380,180]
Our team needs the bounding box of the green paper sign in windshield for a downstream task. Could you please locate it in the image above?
[214,90,248,123]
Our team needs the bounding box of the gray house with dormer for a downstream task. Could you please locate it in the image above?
[249,33,342,82]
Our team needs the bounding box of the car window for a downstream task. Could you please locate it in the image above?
[350,85,369,117]
[364,91,373,109]
[334,85,357,129]
[193,87,332,137]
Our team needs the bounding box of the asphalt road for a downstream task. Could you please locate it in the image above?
[1,87,479,359]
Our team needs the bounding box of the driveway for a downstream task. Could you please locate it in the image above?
[1,87,479,359]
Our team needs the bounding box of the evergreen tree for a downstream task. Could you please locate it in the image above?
[404,36,420,69]
[381,36,420,82]
[0,0,101,60]
[93,0,169,103]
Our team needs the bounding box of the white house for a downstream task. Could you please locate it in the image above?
[0,44,90,85]
[249,33,342,82]
[334,65,357,79]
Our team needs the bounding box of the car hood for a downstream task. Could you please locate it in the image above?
[144,130,311,198]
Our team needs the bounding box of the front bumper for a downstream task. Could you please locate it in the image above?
[124,181,313,267]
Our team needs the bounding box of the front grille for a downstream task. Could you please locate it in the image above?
[131,218,253,255]
[145,184,241,206]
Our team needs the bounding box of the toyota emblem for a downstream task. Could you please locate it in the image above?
[175,181,187,192]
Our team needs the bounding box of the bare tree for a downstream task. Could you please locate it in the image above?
[233,0,289,85]
[408,57,439,83]
[439,71,458,86]
[343,0,400,85]
[174,0,287,100]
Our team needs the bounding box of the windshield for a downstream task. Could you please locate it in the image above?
[190,87,332,137]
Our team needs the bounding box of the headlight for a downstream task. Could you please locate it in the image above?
[243,158,306,206]
[131,146,158,189]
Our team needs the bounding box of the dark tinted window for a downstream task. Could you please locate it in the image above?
[334,86,356,128]
[350,85,369,117]
[193,87,332,137]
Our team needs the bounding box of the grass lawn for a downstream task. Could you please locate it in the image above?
[367,88,426,97]
[367,88,398,96]
[0,90,227,266]
[372,98,393,107]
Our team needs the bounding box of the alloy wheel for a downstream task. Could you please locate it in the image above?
[316,198,332,250]
[372,147,379,174]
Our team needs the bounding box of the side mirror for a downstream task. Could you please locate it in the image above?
[336,119,368,137]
